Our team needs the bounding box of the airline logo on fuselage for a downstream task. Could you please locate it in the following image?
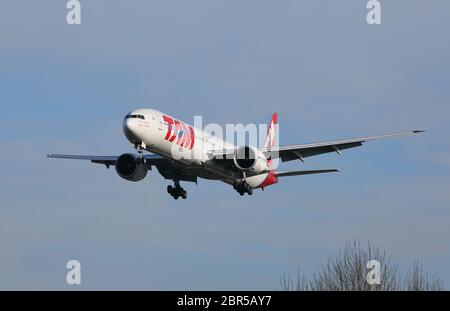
[163,115,195,150]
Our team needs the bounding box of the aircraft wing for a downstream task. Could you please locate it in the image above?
[47,153,200,182]
[210,130,424,162]
[47,153,166,168]
[264,130,424,162]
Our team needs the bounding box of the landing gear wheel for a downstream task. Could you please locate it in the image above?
[234,180,253,196]
[167,181,187,200]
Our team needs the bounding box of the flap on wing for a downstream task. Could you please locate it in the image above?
[275,169,339,177]
[275,142,362,162]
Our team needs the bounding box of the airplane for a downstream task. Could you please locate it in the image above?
[47,109,424,200]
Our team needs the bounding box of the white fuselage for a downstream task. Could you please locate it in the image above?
[123,108,270,188]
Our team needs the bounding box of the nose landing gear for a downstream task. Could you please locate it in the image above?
[134,142,146,160]
[167,180,187,200]
[134,142,146,152]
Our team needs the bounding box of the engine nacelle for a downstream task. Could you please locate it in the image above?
[115,153,148,182]
[233,146,268,174]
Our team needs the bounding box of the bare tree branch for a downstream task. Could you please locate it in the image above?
[280,240,444,291]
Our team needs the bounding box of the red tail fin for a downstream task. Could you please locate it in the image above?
[259,112,278,188]
[264,112,278,148]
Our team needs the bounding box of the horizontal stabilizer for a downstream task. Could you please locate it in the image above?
[275,169,339,177]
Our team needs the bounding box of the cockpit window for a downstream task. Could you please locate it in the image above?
[125,114,145,120]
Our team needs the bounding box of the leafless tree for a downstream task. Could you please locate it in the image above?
[280,240,445,291]
[404,259,445,291]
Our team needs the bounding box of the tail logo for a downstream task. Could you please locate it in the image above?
[264,112,278,148]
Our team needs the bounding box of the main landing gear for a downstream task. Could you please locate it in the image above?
[167,180,187,200]
[233,180,253,196]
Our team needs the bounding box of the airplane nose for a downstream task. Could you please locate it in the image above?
[123,117,139,142]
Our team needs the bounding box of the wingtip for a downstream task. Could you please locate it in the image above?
[412,130,426,133]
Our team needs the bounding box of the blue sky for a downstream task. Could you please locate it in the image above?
[0,0,449,289]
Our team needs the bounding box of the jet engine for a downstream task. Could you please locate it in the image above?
[115,153,148,182]
[233,146,268,174]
